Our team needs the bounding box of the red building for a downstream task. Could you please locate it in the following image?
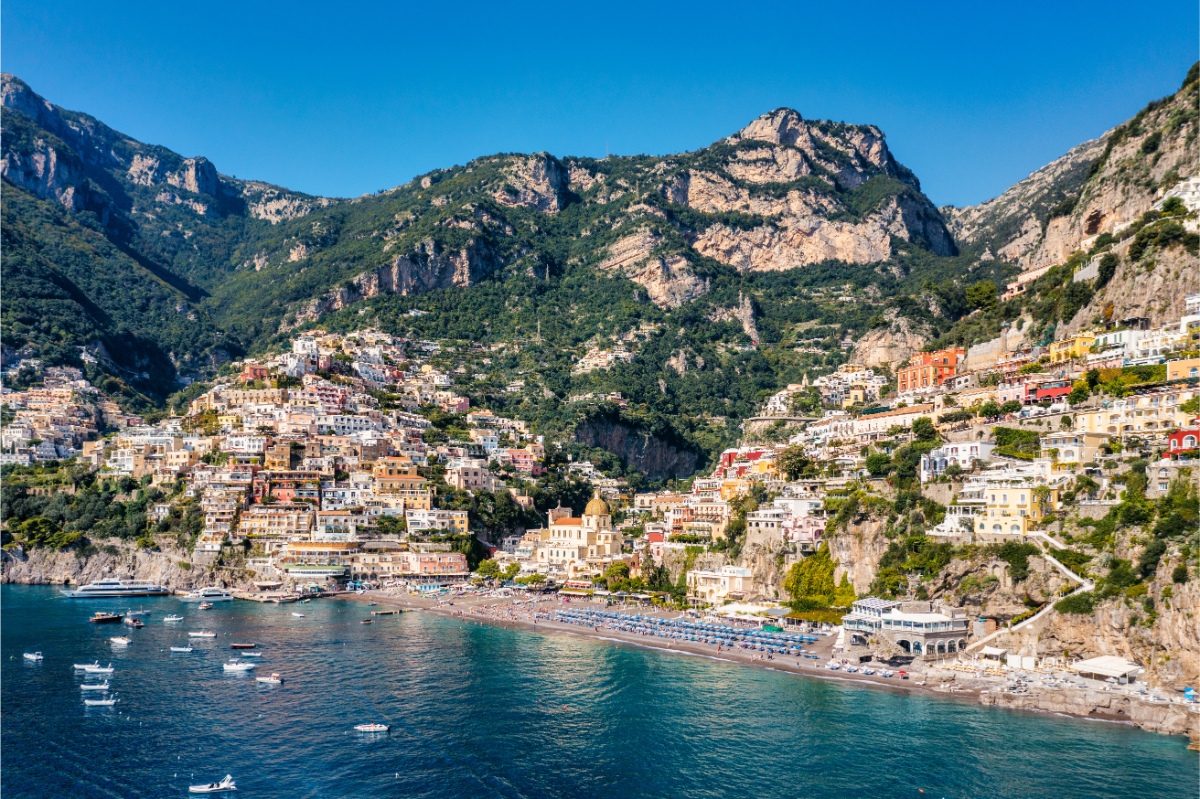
[1034,380,1072,403]
[1167,427,1199,459]
[896,347,965,394]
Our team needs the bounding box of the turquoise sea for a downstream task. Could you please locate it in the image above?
[1,585,1195,798]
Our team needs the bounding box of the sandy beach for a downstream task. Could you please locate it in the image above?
[340,589,1199,738]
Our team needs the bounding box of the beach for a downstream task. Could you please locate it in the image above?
[342,588,1199,738]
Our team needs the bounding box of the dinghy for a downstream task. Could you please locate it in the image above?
[170,646,194,653]
[80,680,110,691]
[353,723,389,733]
[22,652,43,662]
[84,696,118,707]
[188,775,236,794]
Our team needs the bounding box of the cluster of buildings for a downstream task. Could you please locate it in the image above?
[36,331,570,587]
[0,366,138,465]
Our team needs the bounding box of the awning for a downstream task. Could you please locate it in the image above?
[981,646,1008,657]
[1071,655,1141,679]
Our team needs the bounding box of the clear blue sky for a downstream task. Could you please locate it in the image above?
[4,1,1196,206]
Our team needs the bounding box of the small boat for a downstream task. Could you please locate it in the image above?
[170,646,194,653]
[255,672,284,685]
[198,602,214,610]
[223,660,256,672]
[73,661,100,671]
[89,611,123,624]
[80,681,110,691]
[367,602,378,607]
[84,663,114,674]
[23,652,43,662]
[353,723,389,733]
[110,636,131,646]
[291,612,305,618]
[230,643,256,650]
[361,619,373,625]
[239,652,263,659]
[84,696,119,707]
[164,615,184,623]
[124,616,145,628]
[188,775,236,794]
[188,631,217,638]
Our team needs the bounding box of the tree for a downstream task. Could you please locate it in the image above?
[978,400,1001,419]
[475,558,501,579]
[1096,253,1119,288]
[776,445,811,480]
[1000,400,1022,415]
[865,452,891,477]
[501,562,521,581]
[911,417,937,442]
[783,543,836,607]
[832,574,856,608]
[602,561,631,591]
[965,280,998,311]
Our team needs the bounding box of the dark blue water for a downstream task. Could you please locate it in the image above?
[2,586,1195,798]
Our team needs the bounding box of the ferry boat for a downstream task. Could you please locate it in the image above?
[62,579,170,598]
[181,587,235,603]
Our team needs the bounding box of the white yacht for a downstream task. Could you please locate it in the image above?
[181,587,234,603]
[223,660,256,673]
[62,579,170,598]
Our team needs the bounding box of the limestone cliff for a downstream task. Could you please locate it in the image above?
[947,65,1199,271]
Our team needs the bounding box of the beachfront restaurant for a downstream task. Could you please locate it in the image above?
[844,597,970,658]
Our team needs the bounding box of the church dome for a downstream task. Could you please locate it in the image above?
[584,491,610,517]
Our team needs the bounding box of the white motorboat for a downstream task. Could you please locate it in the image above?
[223,660,256,672]
[110,636,132,646]
[198,602,214,611]
[170,646,194,653]
[239,652,263,658]
[188,631,217,638]
[73,661,100,671]
[164,614,184,623]
[80,680,110,691]
[291,612,305,618]
[84,696,119,707]
[353,723,389,733]
[181,587,235,603]
[23,652,43,662]
[62,578,170,598]
[84,663,114,674]
[255,672,284,685]
[188,775,236,794]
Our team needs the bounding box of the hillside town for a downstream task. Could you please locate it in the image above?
[3,297,1199,695]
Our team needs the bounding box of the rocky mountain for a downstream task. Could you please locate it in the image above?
[5,67,1195,476]
[946,63,1199,273]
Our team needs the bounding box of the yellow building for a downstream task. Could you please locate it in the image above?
[975,484,1058,538]
[1166,357,1200,382]
[1048,332,1097,364]
[524,492,623,578]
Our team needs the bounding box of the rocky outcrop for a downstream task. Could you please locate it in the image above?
[1061,238,1200,333]
[851,312,928,369]
[1,539,252,592]
[289,236,501,328]
[979,683,1196,736]
[573,412,703,481]
[826,515,891,594]
[597,228,708,307]
[493,153,569,213]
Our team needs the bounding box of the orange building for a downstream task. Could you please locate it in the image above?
[896,347,965,394]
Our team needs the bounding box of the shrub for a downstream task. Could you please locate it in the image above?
[1055,591,1096,614]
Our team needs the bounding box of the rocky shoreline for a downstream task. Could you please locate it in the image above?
[0,539,251,593]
